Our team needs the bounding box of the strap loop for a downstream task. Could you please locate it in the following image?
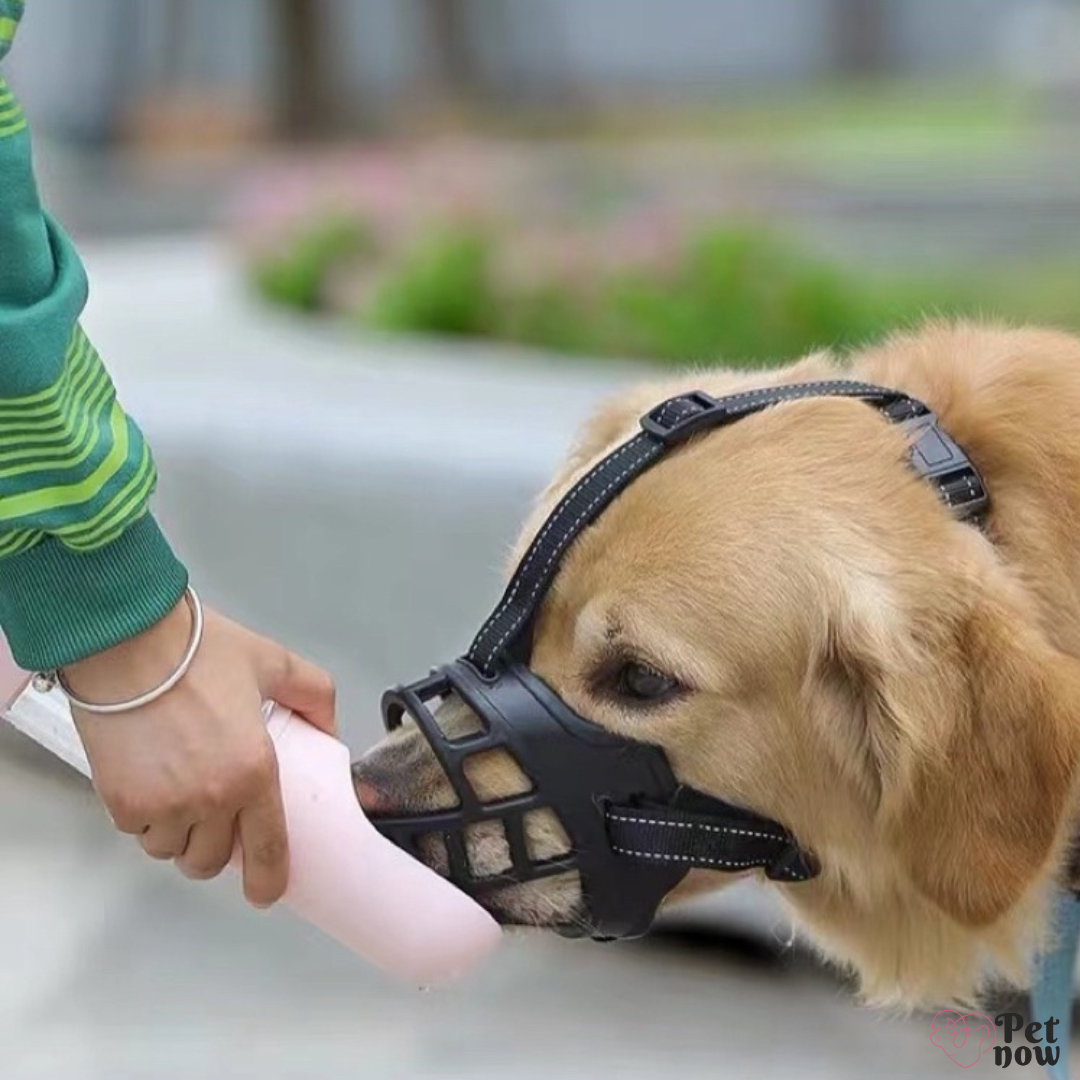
[605,802,819,883]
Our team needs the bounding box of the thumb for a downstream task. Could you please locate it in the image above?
[259,646,338,737]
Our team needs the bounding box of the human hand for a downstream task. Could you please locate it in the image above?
[64,599,336,907]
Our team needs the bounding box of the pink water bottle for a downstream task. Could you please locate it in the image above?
[0,633,501,984]
[244,703,502,984]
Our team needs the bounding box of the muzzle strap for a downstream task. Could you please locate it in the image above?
[605,802,819,883]
[467,429,667,675]
[466,380,989,676]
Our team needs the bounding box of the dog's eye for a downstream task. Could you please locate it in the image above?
[616,661,680,703]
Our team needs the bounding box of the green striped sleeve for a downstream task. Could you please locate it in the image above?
[0,55,188,670]
[0,1,23,64]
[0,77,26,137]
[0,326,160,548]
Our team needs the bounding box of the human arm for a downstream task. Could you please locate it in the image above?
[0,6,336,903]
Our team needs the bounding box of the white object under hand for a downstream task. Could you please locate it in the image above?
[0,635,501,985]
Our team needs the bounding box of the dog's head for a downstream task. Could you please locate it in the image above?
[356,358,1080,1007]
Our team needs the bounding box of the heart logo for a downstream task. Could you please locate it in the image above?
[930,1010,996,1068]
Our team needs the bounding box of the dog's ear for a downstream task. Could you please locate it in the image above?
[833,581,1080,927]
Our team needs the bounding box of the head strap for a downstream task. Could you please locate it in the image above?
[466,381,988,677]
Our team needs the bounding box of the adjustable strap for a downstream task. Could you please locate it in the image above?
[604,801,819,883]
[466,380,989,677]
[467,430,665,675]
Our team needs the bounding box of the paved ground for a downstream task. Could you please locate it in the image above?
[1,718,984,1080]
[0,237,1069,1079]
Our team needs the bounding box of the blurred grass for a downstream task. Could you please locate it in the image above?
[365,229,494,337]
[615,80,1021,140]
[248,217,1080,369]
[599,80,1034,187]
[497,78,1030,174]
[244,79,1080,368]
[252,216,375,312]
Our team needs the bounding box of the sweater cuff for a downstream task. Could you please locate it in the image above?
[0,514,189,670]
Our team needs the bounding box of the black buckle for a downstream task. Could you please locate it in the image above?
[640,392,724,445]
[880,396,930,423]
[901,415,990,520]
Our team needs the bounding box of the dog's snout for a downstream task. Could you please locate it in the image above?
[354,702,585,929]
[352,770,393,815]
[351,747,422,815]
[352,728,462,817]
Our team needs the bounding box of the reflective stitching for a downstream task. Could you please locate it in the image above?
[655,398,701,427]
[471,437,643,655]
[607,812,787,844]
[714,380,887,409]
[612,846,761,869]
[473,434,657,669]
[612,844,804,878]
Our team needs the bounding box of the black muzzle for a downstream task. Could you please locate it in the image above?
[375,658,817,939]
[367,381,989,941]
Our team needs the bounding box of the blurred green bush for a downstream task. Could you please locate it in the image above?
[252,217,375,313]
[248,215,1079,368]
[365,229,494,337]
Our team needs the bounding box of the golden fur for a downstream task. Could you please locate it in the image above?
[356,322,1080,1010]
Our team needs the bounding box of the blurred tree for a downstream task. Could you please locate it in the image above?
[272,0,342,139]
[830,0,891,75]
[410,1,585,125]
[415,0,483,110]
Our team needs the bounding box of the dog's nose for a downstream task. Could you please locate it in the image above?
[354,778,389,813]
[351,757,399,814]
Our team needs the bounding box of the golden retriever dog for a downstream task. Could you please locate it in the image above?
[355,321,1080,1010]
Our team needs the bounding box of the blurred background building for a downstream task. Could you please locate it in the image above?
[8,0,1080,272]
[1,0,1049,144]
